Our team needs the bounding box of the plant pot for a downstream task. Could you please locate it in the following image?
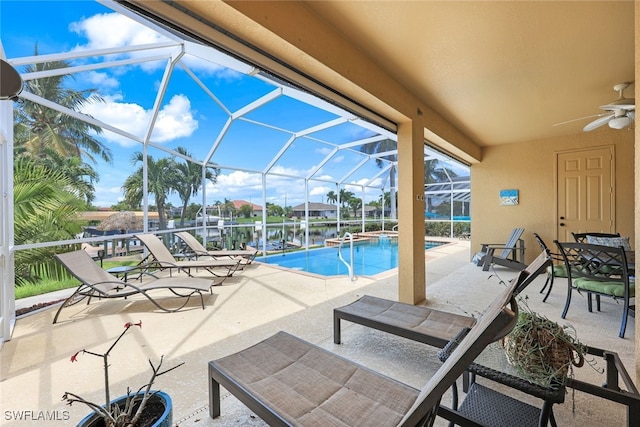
[501,312,584,386]
[77,391,172,427]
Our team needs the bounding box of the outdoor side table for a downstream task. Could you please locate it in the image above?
[438,328,565,427]
[106,265,138,282]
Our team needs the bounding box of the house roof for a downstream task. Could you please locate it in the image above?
[232,200,262,210]
[292,202,338,211]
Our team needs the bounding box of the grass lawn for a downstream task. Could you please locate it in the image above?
[15,259,140,300]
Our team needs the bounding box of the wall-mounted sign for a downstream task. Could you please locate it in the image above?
[500,189,519,206]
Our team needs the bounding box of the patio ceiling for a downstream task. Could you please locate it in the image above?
[142,0,635,149]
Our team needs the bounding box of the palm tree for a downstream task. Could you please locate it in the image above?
[359,138,397,219]
[39,151,98,205]
[122,153,178,230]
[348,197,362,217]
[13,47,112,165]
[13,159,83,285]
[424,159,454,184]
[424,159,457,213]
[339,189,354,207]
[172,147,220,226]
[326,190,337,205]
[266,202,283,217]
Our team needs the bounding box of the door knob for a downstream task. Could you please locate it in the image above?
[559,223,565,226]
[560,216,565,220]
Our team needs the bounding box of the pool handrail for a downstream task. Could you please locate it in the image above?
[338,232,356,281]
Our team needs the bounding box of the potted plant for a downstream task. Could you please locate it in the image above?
[62,321,182,427]
[501,306,586,387]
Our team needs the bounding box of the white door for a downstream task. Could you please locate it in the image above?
[556,146,615,241]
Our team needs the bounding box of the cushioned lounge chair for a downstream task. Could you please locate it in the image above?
[135,233,241,279]
[474,227,526,271]
[334,249,550,348]
[53,250,214,324]
[208,275,520,426]
[174,231,257,266]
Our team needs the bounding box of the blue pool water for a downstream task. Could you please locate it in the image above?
[263,238,444,276]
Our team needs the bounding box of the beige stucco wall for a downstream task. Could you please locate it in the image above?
[471,130,635,265]
[634,0,639,382]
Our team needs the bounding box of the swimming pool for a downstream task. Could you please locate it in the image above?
[263,238,445,276]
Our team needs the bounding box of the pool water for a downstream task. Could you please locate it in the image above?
[263,238,445,276]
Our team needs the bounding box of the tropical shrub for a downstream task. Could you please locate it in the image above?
[13,159,83,285]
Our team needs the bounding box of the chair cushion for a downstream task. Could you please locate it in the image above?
[585,235,632,251]
[574,278,635,298]
[548,264,568,277]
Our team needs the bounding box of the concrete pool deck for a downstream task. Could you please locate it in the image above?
[1,238,635,426]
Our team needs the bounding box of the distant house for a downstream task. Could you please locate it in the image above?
[341,205,379,218]
[291,203,338,219]
[232,200,263,217]
[362,205,378,218]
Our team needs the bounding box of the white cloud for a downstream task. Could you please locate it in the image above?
[70,13,246,76]
[309,185,331,199]
[85,71,119,88]
[151,95,199,142]
[315,146,333,156]
[70,13,167,51]
[81,94,198,147]
[92,184,126,207]
[200,167,368,208]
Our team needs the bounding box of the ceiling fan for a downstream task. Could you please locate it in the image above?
[554,82,635,131]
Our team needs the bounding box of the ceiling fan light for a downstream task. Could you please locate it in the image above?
[608,116,631,129]
[0,59,23,100]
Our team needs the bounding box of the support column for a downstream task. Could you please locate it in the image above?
[0,97,16,346]
[397,120,426,304]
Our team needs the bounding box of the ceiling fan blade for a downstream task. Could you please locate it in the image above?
[600,99,635,110]
[552,113,607,127]
[583,113,615,131]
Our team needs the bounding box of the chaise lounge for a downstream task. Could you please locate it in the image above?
[135,233,242,279]
[53,250,215,324]
[334,249,550,348]
[208,273,521,426]
[174,231,258,267]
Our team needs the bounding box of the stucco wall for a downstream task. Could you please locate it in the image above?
[471,130,634,264]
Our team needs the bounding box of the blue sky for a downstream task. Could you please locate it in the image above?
[1,1,462,211]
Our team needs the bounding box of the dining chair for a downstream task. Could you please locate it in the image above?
[533,233,567,302]
[554,240,635,338]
